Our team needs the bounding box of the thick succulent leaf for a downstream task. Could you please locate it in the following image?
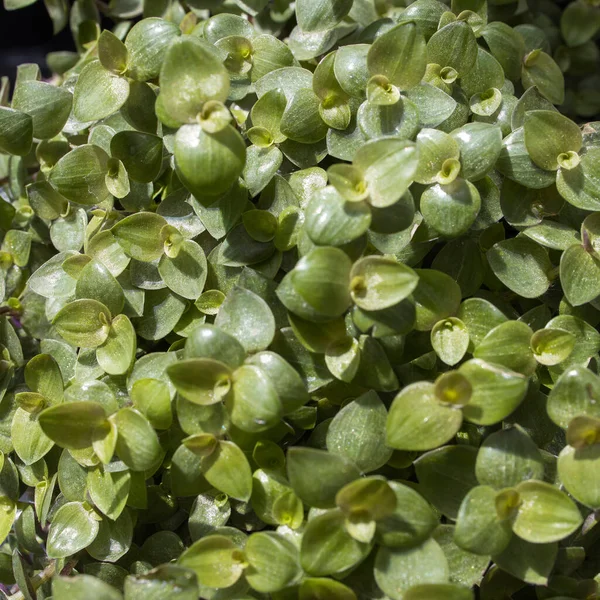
[374,539,449,600]
[387,382,463,451]
[326,390,392,472]
[0,107,33,156]
[12,80,72,139]
[287,447,360,508]
[48,145,110,205]
[427,21,478,76]
[511,480,583,544]
[73,61,130,122]
[296,0,353,32]
[46,502,100,558]
[367,22,427,91]
[486,237,552,299]
[459,359,528,425]
[454,485,513,556]
[523,110,582,171]
[175,124,246,201]
[159,37,229,125]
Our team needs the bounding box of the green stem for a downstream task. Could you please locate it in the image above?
[8,561,57,600]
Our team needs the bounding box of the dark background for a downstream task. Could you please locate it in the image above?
[0,2,75,83]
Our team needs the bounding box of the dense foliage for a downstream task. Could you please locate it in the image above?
[1,0,600,598]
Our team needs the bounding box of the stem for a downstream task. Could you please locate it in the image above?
[8,561,57,600]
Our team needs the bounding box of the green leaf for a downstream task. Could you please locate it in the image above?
[214,286,275,353]
[487,237,552,299]
[12,80,72,139]
[406,84,458,129]
[301,509,371,575]
[46,501,100,558]
[124,564,197,599]
[367,22,427,91]
[558,443,600,510]
[39,401,107,449]
[374,539,449,600]
[496,128,556,190]
[53,299,112,348]
[159,37,229,125]
[25,353,63,405]
[228,364,282,432]
[325,336,360,383]
[300,578,356,600]
[560,244,600,307]
[185,324,246,368]
[114,408,162,471]
[473,320,536,376]
[557,147,600,210]
[530,327,576,366]
[175,124,246,200]
[481,22,525,81]
[287,447,361,508]
[451,122,503,182]
[280,89,328,144]
[415,445,478,518]
[427,21,478,76]
[523,110,582,171]
[431,318,469,366]
[522,51,565,106]
[296,0,353,32]
[413,269,462,332]
[415,128,460,185]
[305,187,371,247]
[326,390,392,472]
[493,535,557,585]
[53,574,123,600]
[88,466,130,520]
[73,61,130,122]
[76,259,124,317]
[245,532,302,592]
[0,107,32,156]
[167,358,232,406]
[112,212,167,262]
[244,145,284,197]
[277,247,352,322]
[454,485,513,556]
[405,584,473,600]
[98,30,128,74]
[48,145,110,205]
[475,426,544,489]
[245,351,309,415]
[350,256,417,311]
[125,17,181,82]
[110,131,163,183]
[512,480,582,543]
[178,535,244,589]
[336,477,396,522]
[158,239,207,300]
[11,408,54,465]
[375,480,438,549]
[0,496,17,543]
[355,139,419,208]
[459,359,528,425]
[420,179,481,238]
[96,314,136,376]
[27,180,68,220]
[131,379,172,430]
[387,382,463,451]
[547,365,600,428]
[201,440,252,501]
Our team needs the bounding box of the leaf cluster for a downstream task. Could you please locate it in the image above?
[0,1,600,599]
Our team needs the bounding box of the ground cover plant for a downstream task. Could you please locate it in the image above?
[1,0,600,598]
